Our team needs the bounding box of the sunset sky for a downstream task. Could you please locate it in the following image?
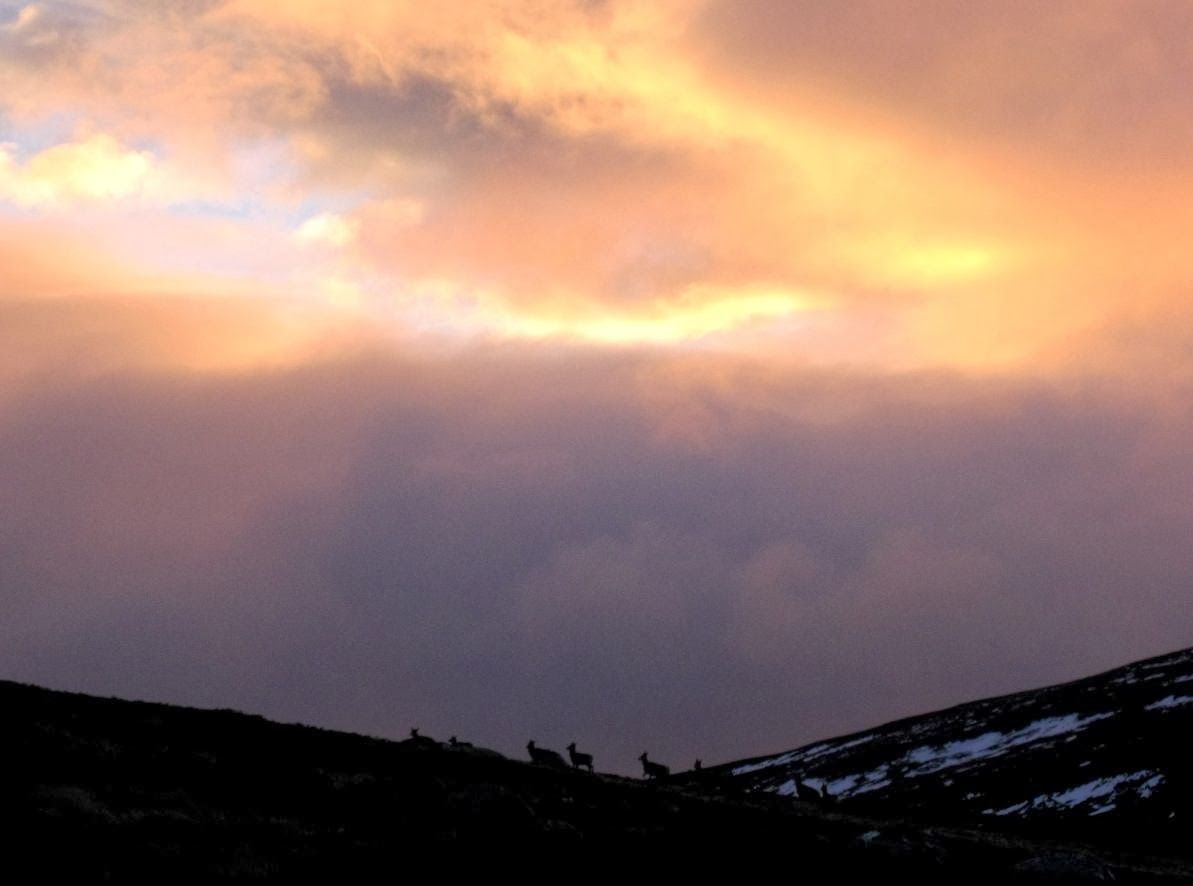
[4,0,1193,771]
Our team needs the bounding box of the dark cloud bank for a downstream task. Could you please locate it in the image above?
[3,306,1193,773]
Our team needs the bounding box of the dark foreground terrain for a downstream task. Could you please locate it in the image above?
[2,678,1192,882]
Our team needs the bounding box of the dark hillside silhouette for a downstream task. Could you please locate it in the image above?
[2,675,1192,880]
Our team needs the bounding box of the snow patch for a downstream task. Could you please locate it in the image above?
[1146,695,1193,711]
[732,752,798,776]
[800,734,875,763]
[1138,773,1164,798]
[898,712,1112,776]
[982,770,1163,818]
[1140,655,1184,671]
[851,777,892,796]
[758,712,1114,800]
[987,800,1029,817]
[730,733,875,776]
[815,769,890,797]
[821,774,855,794]
[1048,773,1135,808]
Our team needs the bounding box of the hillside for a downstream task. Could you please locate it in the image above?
[3,677,1193,880]
[718,645,1193,857]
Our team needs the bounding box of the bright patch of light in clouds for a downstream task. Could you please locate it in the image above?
[497,285,825,345]
[3,4,41,34]
[296,212,357,248]
[0,134,154,207]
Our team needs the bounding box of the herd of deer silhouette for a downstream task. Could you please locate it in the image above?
[407,726,836,799]
[407,728,696,781]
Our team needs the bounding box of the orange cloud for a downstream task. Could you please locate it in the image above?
[482,283,826,346]
[0,296,334,386]
[1,0,1191,370]
[0,214,372,377]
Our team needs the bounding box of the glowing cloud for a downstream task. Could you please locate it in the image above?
[0,134,154,207]
[0,0,1189,368]
[296,212,358,248]
[496,284,826,345]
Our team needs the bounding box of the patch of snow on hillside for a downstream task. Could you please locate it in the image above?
[983,770,1163,818]
[774,767,890,799]
[732,751,798,776]
[1048,773,1139,808]
[1138,774,1165,798]
[822,774,858,795]
[800,734,875,762]
[899,712,1112,775]
[731,733,874,776]
[905,730,1004,768]
[1147,695,1193,711]
[850,775,892,796]
[987,800,1029,816]
[761,713,1114,799]
[1140,656,1182,671]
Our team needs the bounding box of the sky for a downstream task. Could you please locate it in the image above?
[3,0,1193,773]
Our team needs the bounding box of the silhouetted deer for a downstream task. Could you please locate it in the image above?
[639,752,670,780]
[448,735,473,749]
[566,742,594,773]
[408,727,438,747]
[526,740,568,768]
[693,759,702,772]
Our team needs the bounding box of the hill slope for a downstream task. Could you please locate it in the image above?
[718,646,1193,855]
[2,673,1193,880]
